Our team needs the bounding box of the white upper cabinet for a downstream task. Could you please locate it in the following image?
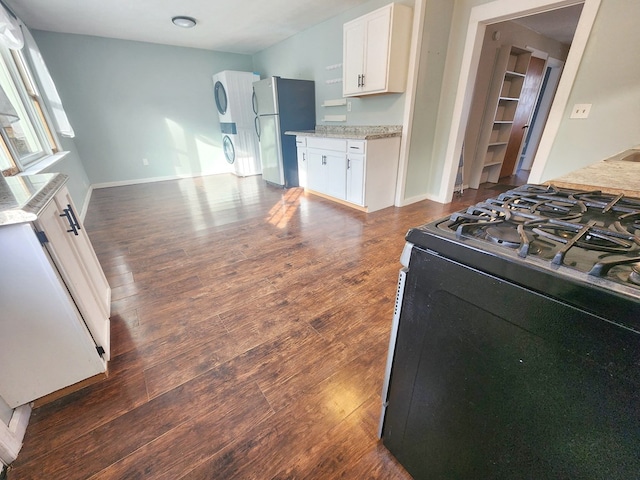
[343,3,413,97]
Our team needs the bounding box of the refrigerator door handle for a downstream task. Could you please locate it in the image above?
[254,116,261,141]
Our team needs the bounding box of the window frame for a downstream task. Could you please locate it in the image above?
[0,44,60,175]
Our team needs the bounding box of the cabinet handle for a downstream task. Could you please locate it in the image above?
[302,153,306,161]
[347,159,351,169]
[59,204,81,236]
[361,74,365,87]
[322,155,327,165]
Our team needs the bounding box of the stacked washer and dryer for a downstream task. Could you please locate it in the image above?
[212,70,261,177]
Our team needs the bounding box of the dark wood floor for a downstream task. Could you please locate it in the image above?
[9,175,504,479]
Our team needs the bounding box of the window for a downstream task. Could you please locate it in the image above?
[0,45,58,176]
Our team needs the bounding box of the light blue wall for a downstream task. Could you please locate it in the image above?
[252,0,414,126]
[41,137,92,215]
[35,0,639,206]
[32,31,253,186]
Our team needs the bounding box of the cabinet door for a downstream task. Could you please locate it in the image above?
[324,151,348,200]
[35,187,111,360]
[307,149,326,193]
[346,154,365,206]
[0,223,105,407]
[361,8,392,93]
[307,148,347,200]
[296,146,308,188]
[343,19,366,96]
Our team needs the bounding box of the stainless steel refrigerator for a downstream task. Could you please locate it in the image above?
[252,77,315,187]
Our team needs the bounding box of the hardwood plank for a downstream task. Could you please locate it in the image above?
[9,174,504,480]
[88,381,274,480]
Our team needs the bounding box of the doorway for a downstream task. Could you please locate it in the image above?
[438,0,601,203]
[463,5,582,190]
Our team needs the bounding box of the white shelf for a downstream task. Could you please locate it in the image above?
[323,115,347,122]
[322,99,347,107]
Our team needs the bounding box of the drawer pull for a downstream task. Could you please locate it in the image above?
[59,204,81,236]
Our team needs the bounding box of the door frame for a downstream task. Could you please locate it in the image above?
[437,0,601,203]
[518,56,565,172]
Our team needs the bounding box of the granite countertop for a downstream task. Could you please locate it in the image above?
[285,125,402,140]
[548,147,640,197]
[0,173,68,226]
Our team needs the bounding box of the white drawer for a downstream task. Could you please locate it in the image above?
[347,140,366,154]
[306,137,347,152]
[295,136,307,147]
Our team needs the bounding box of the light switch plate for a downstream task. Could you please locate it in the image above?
[570,103,592,119]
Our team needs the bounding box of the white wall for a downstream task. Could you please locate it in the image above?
[539,0,640,180]
[0,396,11,427]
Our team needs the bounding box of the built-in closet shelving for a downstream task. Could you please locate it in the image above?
[470,45,531,187]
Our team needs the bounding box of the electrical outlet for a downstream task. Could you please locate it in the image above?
[570,103,592,119]
[347,101,352,112]
[142,158,149,166]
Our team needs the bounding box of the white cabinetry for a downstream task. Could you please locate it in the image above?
[346,140,365,205]
[297,135,401,212]
[0,185,110,408]
[307,138,348,201]
[296,136,308,188]
[343,3,413,97]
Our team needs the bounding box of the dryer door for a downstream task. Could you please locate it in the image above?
[214,81,228,115]
[223,135,235,164]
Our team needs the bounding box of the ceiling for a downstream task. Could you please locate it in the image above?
[512,3,583,45]
[4,0,372,55]
[5,0,584,55]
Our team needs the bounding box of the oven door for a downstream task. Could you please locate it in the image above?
[381,245,640,479]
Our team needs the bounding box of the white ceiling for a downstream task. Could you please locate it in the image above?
[512,3,583,45]
[4,0,373,55]
[5,0,584,55]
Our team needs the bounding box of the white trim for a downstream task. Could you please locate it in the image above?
[436,0,600,203]
[17,150,69,175]
[80,184,94,222]
[394,0,426,206]
[397,191,439,207]
[92,171,234,190]
[0,403,31,466]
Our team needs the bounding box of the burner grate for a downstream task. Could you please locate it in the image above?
[442,184,640,288]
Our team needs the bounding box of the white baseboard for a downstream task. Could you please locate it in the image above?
[0,404,31,466]
[92,171,235,190]
[397,191,442,207]
[79,184,94,222]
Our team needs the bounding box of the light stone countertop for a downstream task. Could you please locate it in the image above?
[548,147,640,197]
[0,173,67,226]
[285,124,402,140]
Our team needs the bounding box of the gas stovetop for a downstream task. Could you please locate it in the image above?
[407,184,640,302]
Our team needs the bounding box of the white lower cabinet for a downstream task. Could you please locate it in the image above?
[0,185,110,408]
[297,135,400,212]
[296,137,308,188]
[346,152,365,206]
[308,141,348,201]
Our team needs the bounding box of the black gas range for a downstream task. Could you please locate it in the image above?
[411,183,640,329]
[380,184,640,479]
